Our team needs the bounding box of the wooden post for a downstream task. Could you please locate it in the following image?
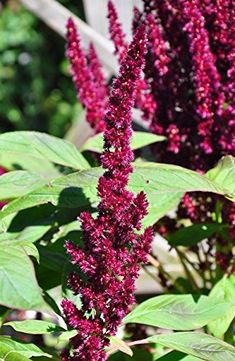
[18,0,119,73]
[18,0,146,128]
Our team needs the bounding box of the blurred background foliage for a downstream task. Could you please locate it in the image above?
[0,0,84,137]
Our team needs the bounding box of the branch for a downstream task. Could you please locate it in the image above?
[18,0,119,73]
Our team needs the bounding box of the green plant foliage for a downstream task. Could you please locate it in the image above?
[5,320,64,335]
[123,294,229,330]
[0,336,51,359]
[1,153,234,228]
[108,336,133,357]
[0,246,45,310]
[207,276,235,338]
[0,121,234,360]
[81,131,166,153]
[0,171,52,200]
[206,156,235,201]
[167,223,224,247]
[0,3,80,137]
[0,131,89,170]
[147,332,235,361]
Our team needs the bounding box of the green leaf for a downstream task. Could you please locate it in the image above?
[130,160,235,226]
[0,171,53,201]
[5,320,64,335]
[207,276,235,338]
[0,336,51,359]
[0,246,45,310]
[82,131,165,153]
[206,156,235,201]
[0,343,30,361]
[22,243,40,263]
[108,336,133,357]
[0,168,101,221]
[57,330,77,342]
[14,224,51,243]
[0,131,89,170]
[123,295,229,330]
[0,225,51,244]
[0,153,60,178]
[52,220,81,243]
[148,332,235,361]
[167,223,223,247]
[1,158,234,226]
[133,161,230,196]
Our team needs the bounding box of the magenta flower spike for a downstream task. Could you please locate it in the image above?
[88,43,108,101]
[107,0,128,62]
[66,18,106,132]
[61,23,153,361]
[180,0,224,154]
[146,13,170,76]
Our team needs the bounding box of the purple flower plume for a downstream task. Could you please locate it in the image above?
[66,18,106,133]
[107,0,127,62]
[108,0,157,125]
[61,23,153,361]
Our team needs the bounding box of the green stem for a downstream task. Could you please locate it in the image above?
[176,248,200,292]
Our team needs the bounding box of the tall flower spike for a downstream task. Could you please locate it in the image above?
[88,43,108,100]
[66,18,106,132]
[107,0,128,62]
[146,13,170,76]
[218,3,235,154]
[180,0,224,154]
[132,6,142,33]
[108,0,157,125]
[62,24,153,361]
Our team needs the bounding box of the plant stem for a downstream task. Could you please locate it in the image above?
[175,248,200,291]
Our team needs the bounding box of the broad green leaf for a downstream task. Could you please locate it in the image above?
[130,160,234,226]
[207,276,235,338]
[57,330,77,342]
[52,220,81,243]
[148,332,235,361]
[123,295,229,330]
[0,336,51,359]
[0,153,60,178]
[1,159,234,226]
[0,131,89,170]
[0,171,53,201]
[0,213,17,233]
[133,162,229,195]
[140,192,182,228]
[0,343,30,361]
[22,243,40,263]
[0,246,45,310]
[108,336,133,357]
[5,320,64,335]
[15,224,51,243]
[206,156,235,201]
[82,131,165,153]
[0,168,101,221]
[167,223,223,247]
[0,225,51,244]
